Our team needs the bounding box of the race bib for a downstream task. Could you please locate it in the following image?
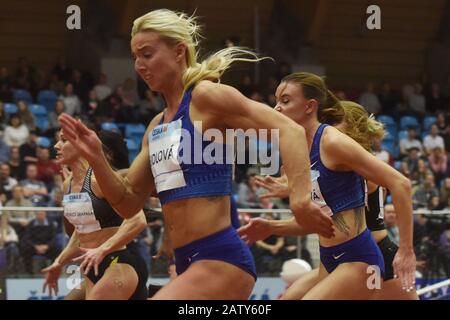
[63,192,100,234]
[311,170,333,216]
[149,119,187,193]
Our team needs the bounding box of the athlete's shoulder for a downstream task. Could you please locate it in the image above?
[192,81,241,104]
[321,125,342,146]
[142,112,164,148]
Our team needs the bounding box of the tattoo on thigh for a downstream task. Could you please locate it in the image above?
[332,214,350,236]
[207,196,223,202]
[114,279,124,288]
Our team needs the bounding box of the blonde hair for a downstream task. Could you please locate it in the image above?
[282,72,344,125]
[132,9,266,90]
[339,101,385,151]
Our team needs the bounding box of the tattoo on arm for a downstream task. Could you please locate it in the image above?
[332,214,350,236]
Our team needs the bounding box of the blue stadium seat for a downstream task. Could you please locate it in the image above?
[37,90,58,113]
[29,104,48,116]
[377,115,395,127]
[36,117,50,132]
[37,136,51,148]
[400,116,420,132]
[398,130,408,141]
[377,115,397,139]
[101,122,120,132]
[384,127,397,141]
[423,116,437,133]
[125,124,146,145]
[4,103,17,114]
[13,89,33,104]
[381,139,396,156]
[126,138,139,163]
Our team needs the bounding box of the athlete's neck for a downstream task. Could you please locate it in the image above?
[70,159,89,185]
[303,121,321,150]
[161,79,185,121]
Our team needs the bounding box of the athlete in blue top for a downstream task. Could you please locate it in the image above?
[240,72,415,299]
[58,9,333,299]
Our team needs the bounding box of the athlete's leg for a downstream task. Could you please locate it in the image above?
[86,263,138,300]
[373,278,419,300]
[152,260,255,300]
[280,268,319,300]
[64,281,86,300]
[303,262,376,300]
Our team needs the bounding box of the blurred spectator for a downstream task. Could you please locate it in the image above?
[147,197,163,256]
[428,196,443,211]
[436,111,447,136]
[138,89,164,124]
[0,163,18,199]
[48,73,65,95]
[21,210,57,274]
[423,124,445,155]
[16,100,36,131]
[0,101,9,131]
[5,185,35,237]
[93,73,112,101]
[399,127,423,157]
[359,82,381,115]
[384,204,399,246]
[443,124,450,152]
[253,212,285,274]
[19,164,48,206]
[408,83,426,119]
[413,174,440,209]
[426,83,445,113]
[440,178,450,207]
[8,146,25,181]
[48,100,65,131]
[0,67,12,100]
[0,214,21,274]
[372,139,392,164]
[237,169,264,208]
[133,226,153,274]
[122,78,139,107]
[378,82,399,115]
[3,114,29,147]
[394,84,414,119]
[51,56,71,82]
[0,138,10,163]
[404,146,421,175]
[86,89,99,118]
[19,130,38,164]
[70,69,91,104]
[399,161,411,179]
[428,146,447,186]
[46,187,64,233]
[94,87,123,125]
[59,83,81,116]
[411,158,433,186]
[36,146,60,188]
[14,57,35,92]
